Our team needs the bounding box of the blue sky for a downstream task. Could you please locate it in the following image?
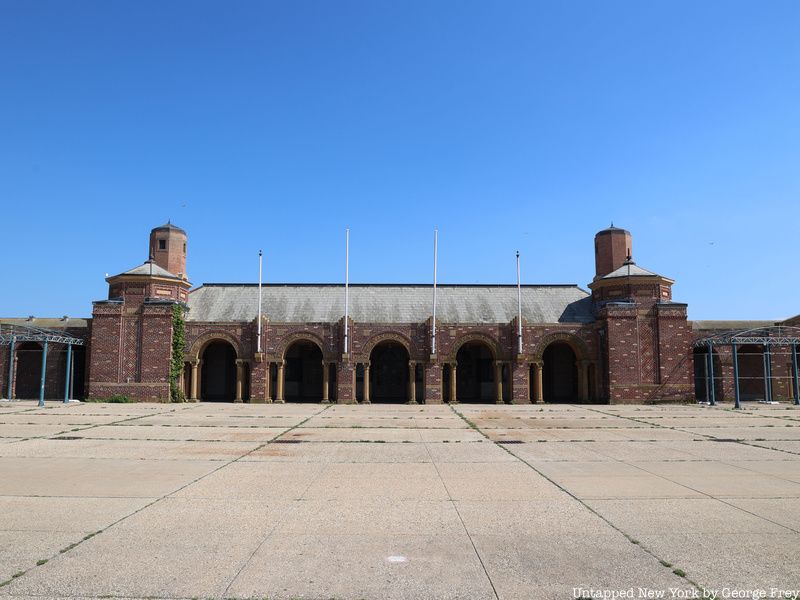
[1,1,798,320]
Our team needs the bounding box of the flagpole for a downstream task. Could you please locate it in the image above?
[516,250,523,354]
[257,249,263,353]
[344,229,350,354]
[432,229,438,355]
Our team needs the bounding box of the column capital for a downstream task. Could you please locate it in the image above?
[409,360,417,367]
[189,359,200,367]
[235,359,248,367]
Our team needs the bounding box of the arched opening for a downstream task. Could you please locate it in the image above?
[369,341,409,403]
[693,347,723,402]
[456,341,494,402]
[14,342,43,399]
[284,340,324,402]
[543,342,577,402]
[737,344,766,401]
[200,340,237,401]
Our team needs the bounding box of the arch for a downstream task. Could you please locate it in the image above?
[200,340,237,401]
[455,340,495,402]
[14,342,43,399]
[283,339,324,402]
[533,332,588,362]
[448,332,500,362]
[362,332,415,360]
[369,340,410,403]
[188,331,242,361]
[737,344,766,401]
[276,332,331,361]
[693,347,723,402]
[542,341,578,403]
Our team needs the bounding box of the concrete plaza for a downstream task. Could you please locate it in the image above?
[1,400,799,600]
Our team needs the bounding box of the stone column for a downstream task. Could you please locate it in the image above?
[533,361,544,403]
[275,360,285,403]
[424,361,443,403]
[449,362,458,403]
[363,362,371,404]
[235,359,245,402]
[494,361,504,404]
[511,359,530,404]
[408,361,417,404]
[322,361,330,403]
[190,360,200,401]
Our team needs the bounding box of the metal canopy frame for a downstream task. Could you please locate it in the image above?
[694,326,800,409]
[1,323,86,406]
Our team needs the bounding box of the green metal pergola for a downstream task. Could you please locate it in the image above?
[1,324,86,406]
[694,326,800,409]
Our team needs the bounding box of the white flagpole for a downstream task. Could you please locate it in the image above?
[344,229,350,354]
[516,250,523,354]
[257,250,263,353]
[432,229,438,355]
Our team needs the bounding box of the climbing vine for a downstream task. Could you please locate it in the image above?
[169,303,187,402]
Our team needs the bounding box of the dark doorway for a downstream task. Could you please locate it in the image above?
[737,344,765,401]
[201,341,236,401]
[285,341,323,402]
[456,342,494,402]
[370,342,409,403]
[14,342,43,399]
[693,347,723,402]
[70,346,87,400]
[543,342,577,402]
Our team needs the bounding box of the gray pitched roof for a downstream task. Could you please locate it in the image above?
[602,262,659,279]
[187,284,594,324]
[113,261,181,280]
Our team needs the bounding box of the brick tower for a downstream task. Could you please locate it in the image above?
[86,224,191,401]
[594,224,632,280]
[149,222,188,278]
[589,226,692,403]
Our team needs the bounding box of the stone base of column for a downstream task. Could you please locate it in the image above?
[511,360,531,404]
[424,361,443,404]
[336,358,356,404]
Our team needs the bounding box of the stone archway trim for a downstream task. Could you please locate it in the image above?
[188,331,243,360]
[276,332,331,361]
[533,332,589,362]
[448,332,501,362]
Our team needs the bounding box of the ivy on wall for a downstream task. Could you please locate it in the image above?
[170,303,187,402]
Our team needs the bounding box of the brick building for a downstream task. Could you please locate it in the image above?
[2,223,795,404]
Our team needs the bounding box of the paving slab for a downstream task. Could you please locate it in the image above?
[172,461,325,500]
[584,498,790,535]
[0,456,220,497]
[244,440,433,463]
[723,498,800,531]
[226,532,495,600]
[531,460,703,499]
[0,530,83,584]
[75,424,288,442]
[630,460,800,497]
[0,498,290,598]
[0,438,261,461]
[0,497,152,533]
[425,440,516,462]
[436,462,564,500]
[635,532,800,590]
[0,424,79,439]
[471,533,684,600]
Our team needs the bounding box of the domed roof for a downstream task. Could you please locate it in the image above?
[151,221,186,235]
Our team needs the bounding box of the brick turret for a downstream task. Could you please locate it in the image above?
[149,222,187,279]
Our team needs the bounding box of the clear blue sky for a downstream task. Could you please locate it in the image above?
[1,1,798,321]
